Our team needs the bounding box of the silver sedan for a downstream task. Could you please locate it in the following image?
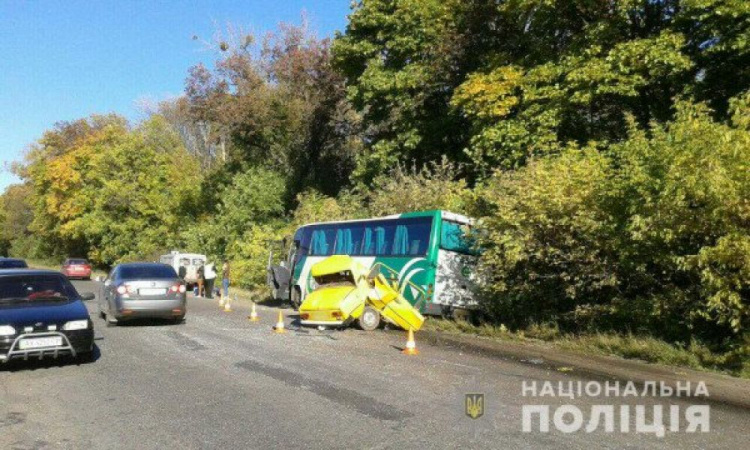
[99,263,187,325]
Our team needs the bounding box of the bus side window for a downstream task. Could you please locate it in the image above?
[375,227,388,255]
[392,225,408,255]
[310,230,326,255]
[361,227,373,255]
[349,226,364,256]
[334,227,354,254]
[310,228,337,256]
[409,221,431,255]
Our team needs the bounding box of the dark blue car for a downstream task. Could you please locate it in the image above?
[0,269,95,364]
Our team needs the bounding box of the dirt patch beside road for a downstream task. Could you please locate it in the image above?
[416,329,750,410]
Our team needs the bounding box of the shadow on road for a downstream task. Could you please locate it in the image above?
[255,297,288,308]
[111,318,185,327]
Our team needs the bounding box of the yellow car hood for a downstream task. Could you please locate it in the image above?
[310,255,368,280]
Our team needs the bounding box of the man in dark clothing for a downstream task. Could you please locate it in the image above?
[197,264,205,297]
[178,263,187,280]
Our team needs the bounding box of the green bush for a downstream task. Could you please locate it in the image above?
[366,158,469,216]
[473,96,750,351]
[227,223,285,290]
[472,145,615,328]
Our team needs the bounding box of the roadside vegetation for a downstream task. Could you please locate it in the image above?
[0,1,747,375]
[426,319,750,378]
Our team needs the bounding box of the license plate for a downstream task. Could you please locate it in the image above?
[139,288,167,296]
[19,337,63,349]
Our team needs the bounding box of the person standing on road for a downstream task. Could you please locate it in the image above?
[204,262,216,299]
[197,263,205,297]
[222,261,230,299]
[178,262,187,280]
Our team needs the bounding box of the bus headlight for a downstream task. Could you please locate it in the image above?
[0,325,16,336]
[63,320,89,331]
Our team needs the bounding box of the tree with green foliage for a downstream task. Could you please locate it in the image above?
[17,115,201,266]
[183,20,362,202]
[336,0,749,179]
[181,166,287,264]
[473,95,749,352]
[0,184,35,257]
[333,0,471,182]
[1,7,746,366]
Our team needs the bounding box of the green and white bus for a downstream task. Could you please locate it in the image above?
[267,210,477,315]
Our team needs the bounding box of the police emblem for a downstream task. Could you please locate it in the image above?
[465,393,484,419]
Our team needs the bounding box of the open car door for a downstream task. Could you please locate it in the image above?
[267,239,291,301]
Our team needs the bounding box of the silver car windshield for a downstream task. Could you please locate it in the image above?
[120,265,177,279]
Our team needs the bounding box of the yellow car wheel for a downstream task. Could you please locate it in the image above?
[357,306,381,331]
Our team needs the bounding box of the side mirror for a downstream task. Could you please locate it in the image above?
[80,292,96,301]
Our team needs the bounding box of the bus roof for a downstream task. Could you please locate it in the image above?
[295,210,472,230]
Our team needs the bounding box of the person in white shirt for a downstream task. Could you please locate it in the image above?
[204,262,217,299]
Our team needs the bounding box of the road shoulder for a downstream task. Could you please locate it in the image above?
[417,329,750,410]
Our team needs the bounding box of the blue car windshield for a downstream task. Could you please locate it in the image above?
[0,259,28,269]
[0,274,78,304]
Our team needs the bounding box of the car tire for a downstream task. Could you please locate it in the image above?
[172,316,185,325]
[357,306,381,331]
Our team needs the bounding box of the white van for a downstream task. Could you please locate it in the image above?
[159,251,206,286]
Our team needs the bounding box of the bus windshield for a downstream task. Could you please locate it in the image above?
[440,220,477,255]
[299,217,433,258]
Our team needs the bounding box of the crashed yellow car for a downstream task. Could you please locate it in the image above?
[299,255,425,331]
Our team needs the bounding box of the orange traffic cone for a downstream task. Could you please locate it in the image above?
[402,329,419,355]
[248,302,260,322]
[273,311,286,333]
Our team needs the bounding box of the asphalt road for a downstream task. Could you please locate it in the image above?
[1,279,748,449]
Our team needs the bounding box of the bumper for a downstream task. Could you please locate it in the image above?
[115,299,186,320]
[0,330,94,363]
[299,309,351,327]
[63,270,92,278]
[300,319,345,326]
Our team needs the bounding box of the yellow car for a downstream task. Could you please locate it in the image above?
[299,255,424,331]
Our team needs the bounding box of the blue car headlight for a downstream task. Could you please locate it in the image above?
[63,320,89,331]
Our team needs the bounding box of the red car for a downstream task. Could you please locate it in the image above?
[61,258,92,280]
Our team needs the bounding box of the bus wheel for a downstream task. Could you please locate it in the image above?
[358,306,381,331]
[440,305,454,320]
[290,287,301,311]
